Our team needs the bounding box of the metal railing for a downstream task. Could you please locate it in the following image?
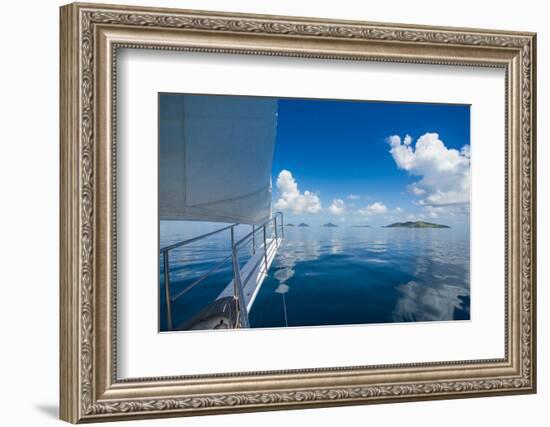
[160,212,284,331]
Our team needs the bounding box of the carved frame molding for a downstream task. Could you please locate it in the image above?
[60,2,536,423]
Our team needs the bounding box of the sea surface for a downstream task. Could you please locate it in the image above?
[159,221,470,331]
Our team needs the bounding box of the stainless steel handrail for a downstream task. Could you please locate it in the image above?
[231,247,250,328]
[170,253,233,301]
[232,213,282,249]
[161,223,239,330]
[160,223,236,253]
[160,212,284,330]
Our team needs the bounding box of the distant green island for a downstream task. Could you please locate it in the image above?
[351,225,371,228]
[322,222,338,227]
[384,221,450,229]
[286,223,295,227]
[298,223,309,227]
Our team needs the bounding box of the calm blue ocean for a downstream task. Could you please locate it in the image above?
[159,221,470,331]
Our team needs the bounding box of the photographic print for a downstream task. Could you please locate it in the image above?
[159,93,471,332]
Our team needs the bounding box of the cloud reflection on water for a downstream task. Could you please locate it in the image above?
[271,232,322,292]
[391,228,470,322]
[392,281,469,322]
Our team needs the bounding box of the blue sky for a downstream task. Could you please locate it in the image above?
[271,98,471,227]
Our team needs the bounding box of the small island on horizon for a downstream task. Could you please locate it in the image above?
[322,222,338,227]
[351,225,371,228]
[298,223,309,227]
[384,221,450,229]
[286,223,295,227]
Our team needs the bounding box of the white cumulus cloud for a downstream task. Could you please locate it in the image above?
[328,199,346,215]
[347,194,361,200]
[388,133,470,207]
[274,170,322,214]
[358,201,388,215]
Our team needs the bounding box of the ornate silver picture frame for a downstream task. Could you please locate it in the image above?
[60,2,536,423]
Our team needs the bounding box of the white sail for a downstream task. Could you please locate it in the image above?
[159,94,278,225]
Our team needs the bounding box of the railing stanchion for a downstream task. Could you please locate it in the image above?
[231,248,250,328]
[230,225,235,248]
[280,212,284,238]
[252,225,256,254]
[163,251,173,331]
[263,224,268,271]
[274,215,278,239]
